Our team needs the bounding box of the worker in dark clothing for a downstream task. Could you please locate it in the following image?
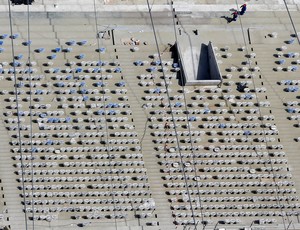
[231,11,238,21]
[240,3,247,15]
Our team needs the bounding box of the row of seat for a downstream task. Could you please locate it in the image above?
[25,205,153,214]
[216,173,290,180]
[22,131,107,138]
[173,196,298,203]
[13,144,140,153]
[12,138,139,145]
[162,169,285,177]
[19,169,147,183]
[204,166,284,173]
[174,206,299,215]
[165,181,294,188]
[19,151,137,163]
[20,179,149,190]
[159,151,282,159]
[156,144,269,152]
[63,160,144,167]
[213,137,277,143]
[22,189,151,198]
[24,197,154,205]
[160,159,236,166]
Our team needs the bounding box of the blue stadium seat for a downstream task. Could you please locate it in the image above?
[134,61,143,66]
[0,34,8,39]
[11,61,21,67]
[114,67,122,73]
[117,81,126,87]
[22,40,32,46]
[76,54,85,59]
[35,48,45,53]
[14,54,23,60]
[9,34,19,39]
[52,47,61,53]
[47,54,57,60]
[287,38,295,44]
[77,40,87,46]
[96,47,106,53]
[148,66,157,72]
[62,48,72,53]
[75,68,83,73]
[66,40,76,46]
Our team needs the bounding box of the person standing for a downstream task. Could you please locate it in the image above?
[240,3,247,15]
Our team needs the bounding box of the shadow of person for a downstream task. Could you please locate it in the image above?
[220,16,233,23]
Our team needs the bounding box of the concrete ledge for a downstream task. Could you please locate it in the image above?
[0,4,299,12]
[185,79,221,86]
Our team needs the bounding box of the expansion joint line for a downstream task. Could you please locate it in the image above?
[8,0,29,230]
[235,0,289,229]
[25,1,36,228]
[168,1,205,229]
[146,0,198,227]
[93,0,118,229]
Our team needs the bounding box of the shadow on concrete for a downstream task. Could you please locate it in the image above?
[170,44,185,86]
[220,15,233,24]
[197,44,210,80]
[11,0,34,5]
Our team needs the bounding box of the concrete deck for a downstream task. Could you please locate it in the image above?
[0,1,299,230]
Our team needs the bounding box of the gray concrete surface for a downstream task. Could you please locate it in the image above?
[0,1,299,230]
